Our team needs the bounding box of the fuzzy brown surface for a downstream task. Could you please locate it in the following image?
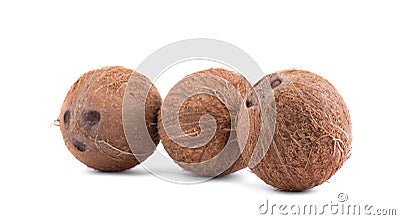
[59,66,161,172]
[251,69,352,191]
[159,68,260,176]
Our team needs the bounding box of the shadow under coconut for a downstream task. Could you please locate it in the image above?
[141,168,216,185]
[84,167,149,176]
[267,186,319,195]
[211,172,244,182]
[211,170,319,194]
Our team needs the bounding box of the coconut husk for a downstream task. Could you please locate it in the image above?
[59,66,161,172]
[159,68,260,176]
[250,69,352,191]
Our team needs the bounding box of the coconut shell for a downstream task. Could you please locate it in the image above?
[59,66,161,172]
[250,69,352,191]
[159,68,260,177]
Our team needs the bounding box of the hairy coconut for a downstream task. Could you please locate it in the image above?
[159,68,260,177]
[59,66,161,172]
[250,69,352,191]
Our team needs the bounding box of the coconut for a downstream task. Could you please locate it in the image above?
[159,68,260,177]
[250,69,352,191]
[59,66,161,172]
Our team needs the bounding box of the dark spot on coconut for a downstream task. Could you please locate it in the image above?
[270,77,282,89]
[246,97,255,108]
[63,110,71,129]
[82,110,101,126]
[73,140,86,152]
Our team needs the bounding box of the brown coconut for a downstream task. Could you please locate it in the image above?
[159,68,261,177]
[250,69,352,191]
[59,66,161,172]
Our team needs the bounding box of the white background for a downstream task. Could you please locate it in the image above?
[1,0,399,219]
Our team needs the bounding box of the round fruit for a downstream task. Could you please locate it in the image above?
[59,66,161,172]
[159,68,260,177]
[250,69,352,191]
